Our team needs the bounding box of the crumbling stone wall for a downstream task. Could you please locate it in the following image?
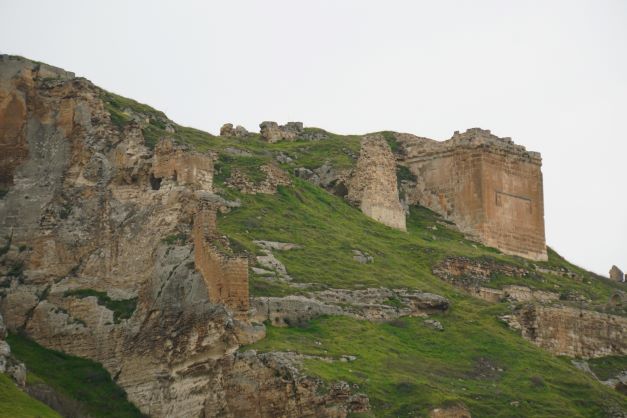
[259,121,303,143]
[192,204,249,318]
[347,135,406,231]
[609,265,625,283]
[399,128,547,260]
[225,164,291,195]
[219,123,250,138]
[153,138,214,190]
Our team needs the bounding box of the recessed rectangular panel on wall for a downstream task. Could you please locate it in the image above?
[495,191,532,216]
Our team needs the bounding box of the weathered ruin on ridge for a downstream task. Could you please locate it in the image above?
[396,128,547,261]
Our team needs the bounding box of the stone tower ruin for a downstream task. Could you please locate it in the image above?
[398,128,547,261]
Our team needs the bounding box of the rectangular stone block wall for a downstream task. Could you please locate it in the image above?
[153,139,214,191]
[192,209,249,318]
[479,151,546,260]
[406,149,486,241]
[405,146,547,261]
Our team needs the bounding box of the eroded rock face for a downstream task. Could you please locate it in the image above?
[501,305,627,358]
[346,135,406,231]
[0,56,365,418]
[251,288,449,326]
[219,351,369,418]
[220,123,250,138]
[259,121,304,143]
[398,128,547,261]
[225,164,291,194]
[432,257,566,304]
[0,313,26,386]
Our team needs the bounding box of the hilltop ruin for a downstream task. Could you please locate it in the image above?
[396,128,547,261]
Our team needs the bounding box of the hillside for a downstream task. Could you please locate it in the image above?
[0,55,625,418]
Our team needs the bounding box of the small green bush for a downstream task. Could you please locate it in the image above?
[64,289,137,324]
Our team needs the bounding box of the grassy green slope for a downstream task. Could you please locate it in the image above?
[218,179,623,306]
[0,374,61,418]
[215,181,626,417]
[6,333,143,418]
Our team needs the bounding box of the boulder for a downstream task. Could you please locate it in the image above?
[424,319,444,331]
[220,123,234,136]
[352,249,373,264]
[220,123,250,138]
[259,121,304,143]
[429,403,472,418]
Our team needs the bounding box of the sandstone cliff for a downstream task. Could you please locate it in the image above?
[1,55,625,418]
[0,55,366,418]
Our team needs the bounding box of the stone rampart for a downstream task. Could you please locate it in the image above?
[400,128,546,260]
[192,203,249,318]
[153,138,214,190]
[347,135,406,231]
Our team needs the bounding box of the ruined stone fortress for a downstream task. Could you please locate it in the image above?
[249,121,548,261]
[396,128,547,261]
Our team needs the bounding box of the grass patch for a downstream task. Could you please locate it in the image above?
[0,373,61,418]
[64,289,137,324]
[588,356,627,381]
[249,311,626,417]
[215,175,625,416]
[7,261,24,277]
[162,233,188,245]
[380,131,399,152]
[6,333,143,418]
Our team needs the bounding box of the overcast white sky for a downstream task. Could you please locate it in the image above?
[1,0,625,276]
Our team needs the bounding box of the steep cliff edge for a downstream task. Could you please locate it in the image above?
[0,56,625,418]
[0,56,367,418]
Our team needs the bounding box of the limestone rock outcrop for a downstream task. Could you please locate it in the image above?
[433,257,572,304]
[0,56,365,418]
[220,123,250,138]
[0,313,26,386]
[225,164,291,194]
[251,288,449,326]
[397,128,547,260]
[259,121,304,143]
[429,403,472,418]
[346,135,406,230]
[501,305,627,358]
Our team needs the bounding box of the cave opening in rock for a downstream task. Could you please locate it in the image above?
[150,174,162,190]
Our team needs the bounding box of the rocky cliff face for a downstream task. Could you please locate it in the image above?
[0,56,366,418]
[433,257,626,359]
[1,55,625,418]
[501,305,627,358]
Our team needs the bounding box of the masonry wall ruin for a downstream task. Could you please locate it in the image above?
[153,138,214,190]
[399,128,547,261]
[347,135,406,231]
[192,203,249,318]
